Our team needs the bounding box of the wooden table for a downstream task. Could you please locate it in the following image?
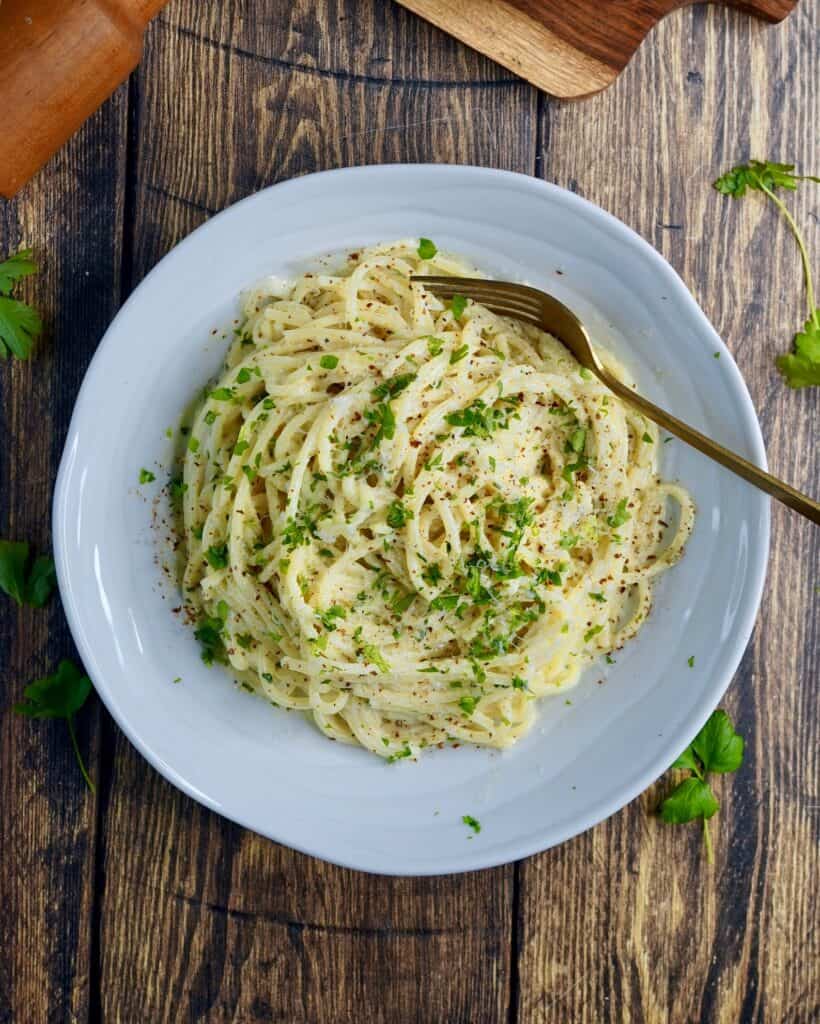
[1,2,818,1021]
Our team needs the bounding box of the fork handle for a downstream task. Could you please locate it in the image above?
[599,372,820,524]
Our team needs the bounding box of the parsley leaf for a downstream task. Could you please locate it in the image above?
[0,540,56,608]
[361,644,390,673]
[0,249,41,359]
[659,709,744,862]
[13,659,95,791]
[450,294,467,319]
[445,395,521,439]
[776,311,820,387]
[660,778,719,824]
[714,159,820,388]
[0,248,38,292]
[319,354,339,370]
[139,468,156,484]
[417,238,437,260]
[449,343,469,364]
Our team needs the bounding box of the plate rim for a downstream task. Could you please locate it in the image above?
[53,164,771,874]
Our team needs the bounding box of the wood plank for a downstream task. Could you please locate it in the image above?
[394,0,797,98]
[97,2,537,1020]
[0,88,128,1022]
[519,3,820,1021]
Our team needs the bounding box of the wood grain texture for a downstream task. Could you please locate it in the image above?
[0,88,128,1022]
[1,0,818,1020]
[395,0,798,97]
[518,2,820,1021]
[96,2,535,1021]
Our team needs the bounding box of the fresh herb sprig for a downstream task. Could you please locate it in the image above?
[0,249,42,359]
[659,709,744,863]
[0,540,56,608]
[714,160,820,387]
[14,659,95,791]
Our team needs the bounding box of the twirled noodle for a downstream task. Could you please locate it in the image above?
[179,241,695,760]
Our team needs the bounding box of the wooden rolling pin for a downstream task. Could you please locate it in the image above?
[0,0,168,198]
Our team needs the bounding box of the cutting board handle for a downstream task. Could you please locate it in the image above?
[396,0,800,99]
[0,0,169,199]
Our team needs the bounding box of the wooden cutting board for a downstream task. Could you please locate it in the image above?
[395,0,799,97]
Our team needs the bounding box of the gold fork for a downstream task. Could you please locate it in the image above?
[412,276,820,524]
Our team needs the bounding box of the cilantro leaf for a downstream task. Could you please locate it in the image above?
[13,659,95,791]
[0,540,56,608]
[777,310,820,388]
[660,777,719,824]
[691,709,744,774]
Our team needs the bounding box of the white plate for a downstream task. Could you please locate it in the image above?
[54,166,769,875]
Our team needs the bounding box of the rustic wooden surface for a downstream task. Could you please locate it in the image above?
[0,1,817,1021]
[393,0,798,98]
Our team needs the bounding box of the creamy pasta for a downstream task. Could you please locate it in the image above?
[179,241,694,760]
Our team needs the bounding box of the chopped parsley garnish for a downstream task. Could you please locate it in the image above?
[372,373,416,401]
[236,368,252,384]
[169,476,188,504]
[445,395,521,439]
[236,633,253,650]
[234,440,250,455]
[589,591,607,603]
[568,427,586,453]
[511,676,528,691]
[187,437,200,454]
[427,336,444,357]
[318,605,347,631]
[687,655,695,668]
[462,814,481,834]
[559,531,579,550]
[205,544,229,569]
[139,468,156,484]
[319,354,339,370]
[430,593,460,612]
[421,563,442,586]
[386,500,413,529]
[459,695,479,715]
[417,238,437,260]
[607,499,631,529]
[195,611,227,665]
[450,294,467,319]
[365,400,397,448]
[281,507,321,550]
[642,432,653,444]
[361,644,390,673]
[584,625,604,643]
[449,343,469,364]
[387,743,412,764]
[209,387,235,401]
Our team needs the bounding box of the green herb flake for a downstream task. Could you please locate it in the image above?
[462,814,481,835]
[450,294,467,319]
[449,343,469,364]
[417,238,437,260]
[320,354,339,370]
[139,468,156,484]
